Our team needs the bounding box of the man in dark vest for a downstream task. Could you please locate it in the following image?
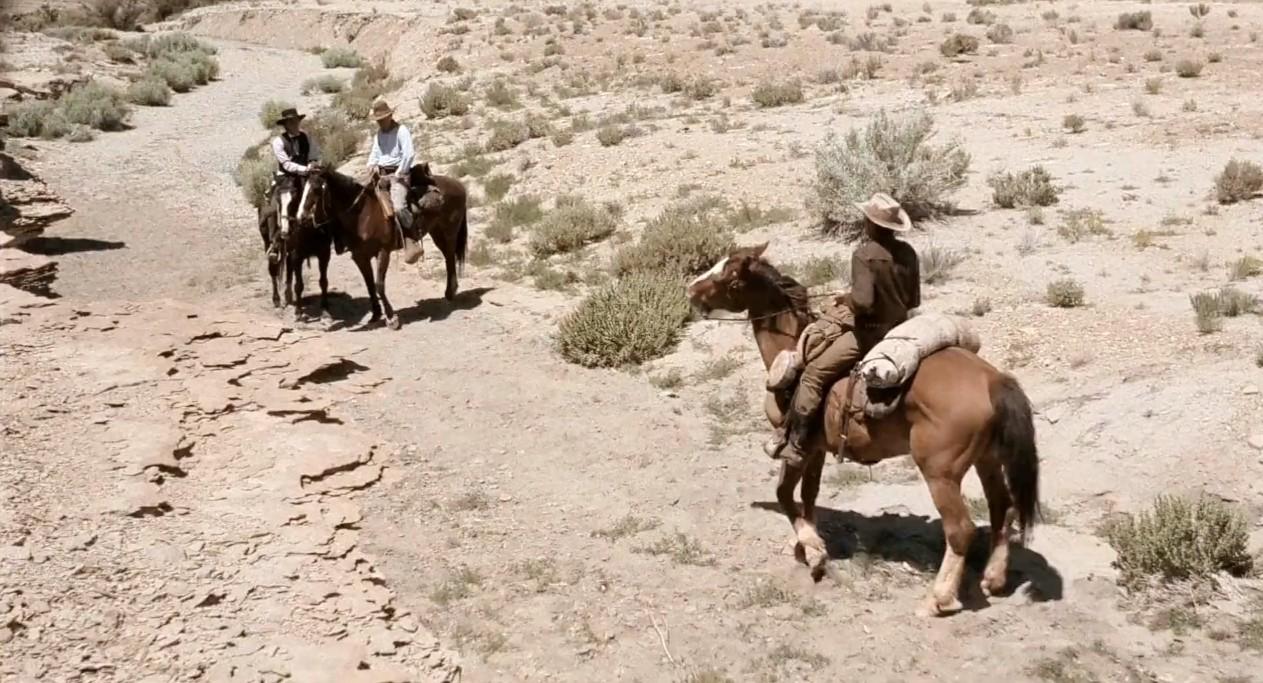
[268,108,321,261]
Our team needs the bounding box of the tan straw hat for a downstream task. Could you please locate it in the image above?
[369,99,394,121]
[854,192,913,232]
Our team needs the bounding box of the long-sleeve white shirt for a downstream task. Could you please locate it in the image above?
[367,124,414,178]
[271,133,320,174]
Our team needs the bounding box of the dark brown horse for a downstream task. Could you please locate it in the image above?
[686,242,1041,617]
[258,178,332,319]
[298,163,468,329]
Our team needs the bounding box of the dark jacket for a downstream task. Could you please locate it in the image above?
[849,236,920,342]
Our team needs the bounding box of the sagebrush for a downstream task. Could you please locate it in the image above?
[1104,495,1252,587]
[614,197,735,276]
[1214,159,1263,204]
[989,166,1060,208]
[557,271,693,368]
[529,197,619,257]
[812,109,970,238]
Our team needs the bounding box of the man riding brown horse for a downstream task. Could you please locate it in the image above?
[764,192,922,467]
[267,107,321,262]
[366,99,424,265]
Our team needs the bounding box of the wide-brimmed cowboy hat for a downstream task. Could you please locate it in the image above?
[854,192,913,232]
[370,99,394,121]
[274,107,306,126]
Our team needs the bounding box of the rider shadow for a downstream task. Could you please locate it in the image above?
[22,236,127,255]
[397,286,494,324]
[752,501,1064,610]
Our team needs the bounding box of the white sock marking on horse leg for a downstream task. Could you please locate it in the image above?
[295,182,312,224]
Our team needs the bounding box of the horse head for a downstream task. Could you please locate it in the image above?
[685,241,770,317]
[296,163,330,226]
[407,162,444,211]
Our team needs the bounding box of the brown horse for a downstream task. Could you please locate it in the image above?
[257,178,332,319]
[298,163,468,329]
[686,242,1041,617]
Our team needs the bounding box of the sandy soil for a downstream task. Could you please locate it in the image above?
[4,0,1263,681]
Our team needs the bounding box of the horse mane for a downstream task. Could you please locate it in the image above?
[747,258,811,318]
[323,170,363,203]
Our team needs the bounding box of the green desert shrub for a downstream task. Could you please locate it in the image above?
[486,195,544,243]
[320,47,365,68]
[304,108,361,167]
[750,79,804,108]
[4,100,60,138]
[529,198,620,257]
[812,109,970,237]
[58,82,130,131]
[557,271,693,368]
[419,82,471,119]
[614,197,735,276]
[1214,159,1263,204]
[258,99,296,129]
[126,77,173,106]
[1115,11,1153,31]
[988,166,1060,208]
[1104,495,1252,587]
[1045,278,1085,307]
[485,119,531,152]
[235,146,276,209]
[332,64,400,119]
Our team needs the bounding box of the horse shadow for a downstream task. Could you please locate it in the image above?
[22,236,126,255]
[397,286,494,324]
[751,501,1064,609]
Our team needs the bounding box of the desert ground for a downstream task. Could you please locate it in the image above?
[3,0,1263,681]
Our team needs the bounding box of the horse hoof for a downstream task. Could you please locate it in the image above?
[387,316,401,331]
[917,596,963,618]
[981,575,1006,597]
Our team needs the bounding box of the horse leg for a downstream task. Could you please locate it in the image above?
[775,461,810,566]
[317,249,331,320]
[798,448,830,581]
[291,256,306,321]
[376,248,399,330]
[920,470,974,617]
[268,258,281,308]
[976,454,1017,596]
[353,253,380,324]
[443,248,459,301]
[283,255,294,308]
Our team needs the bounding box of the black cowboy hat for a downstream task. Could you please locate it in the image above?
[274,107,306,126]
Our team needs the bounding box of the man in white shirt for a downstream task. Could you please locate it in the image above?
[270,107,320,261]
[366,99,422,264]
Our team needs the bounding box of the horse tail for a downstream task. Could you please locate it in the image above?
[456,211,468,275]
[989,373,1040,537]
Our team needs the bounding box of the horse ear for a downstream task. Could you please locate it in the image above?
[751,241,769,257]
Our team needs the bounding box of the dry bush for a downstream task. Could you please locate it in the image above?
[685,76,720,100]
[301,75,345,95]
[78,0,145,30]
[557,271,693,368]
[5,101,63,138]
[1214,159,1263,204]
[1144,77,1163,95]
[1057,209,1110,242]
[989,166,1060,208]
[258,99,295,129]
[332,64,399,120]
[419,83,471,119]
[485,119,531,152]
[234,145,276,209]
[1190,291,1224,333]
[966,8,994,25]
[1175,59,1204,77]
[1215,286,1258,317]
[126,77,172,106]
[486,195,544,243]
[436,55,461,73]
[303,108,361,167]
[595,124,628,146]
[614,197,735,277]
[750,79,804,108]
[1228,255,1263,281]
[1144,49,1163,63]
[102,41,136,63]
[320,47,364,69]
[1063,114,1086,133]
[1104,495,1252,587]
[812,109,970,237]
[529,197,619,257]
[921,244,966,284]
[940,33,980,58]
[57,81,130,131]
[482,173,513,202]
[1115,11,1153,31]
[485,79,521,109]
[1045,278,1085,307]
[986,23,1014,44]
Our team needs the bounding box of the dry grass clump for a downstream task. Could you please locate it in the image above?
[485,119,532,152]
[482,173,513,202]
[921,244,966,284]
[750,79,804,108]
[6,81,131,138]
[1115,11,1153,31]
[303,108,361,167]
[1214,159,1263,204]
[234,143,276,209]
[940,33,980,57]
[812,109,970,238]
[1045,278,1085,307]
[301,75,345,95]
[419,82,471,119]
[1062,114,1086,133]
[320,46,364,69]
[1175,58,1204,78]
[436,55,461,73]
[486,195,544,243]
[557,271,693,368]
[485,79,521,109]
[613,197,735,277]
[126,77,172,106]
[332,64,399,119]
[1104,495,1252,588]
[529,197,620,257]
[1227,255,1263,281]
[988,166,1060,208]
[1057,209,1110,242]
[1190,287,1258,332]
[986,23,1014,44]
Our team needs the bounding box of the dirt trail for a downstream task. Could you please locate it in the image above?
[8,6,1263,682]
[29,42,331,302]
